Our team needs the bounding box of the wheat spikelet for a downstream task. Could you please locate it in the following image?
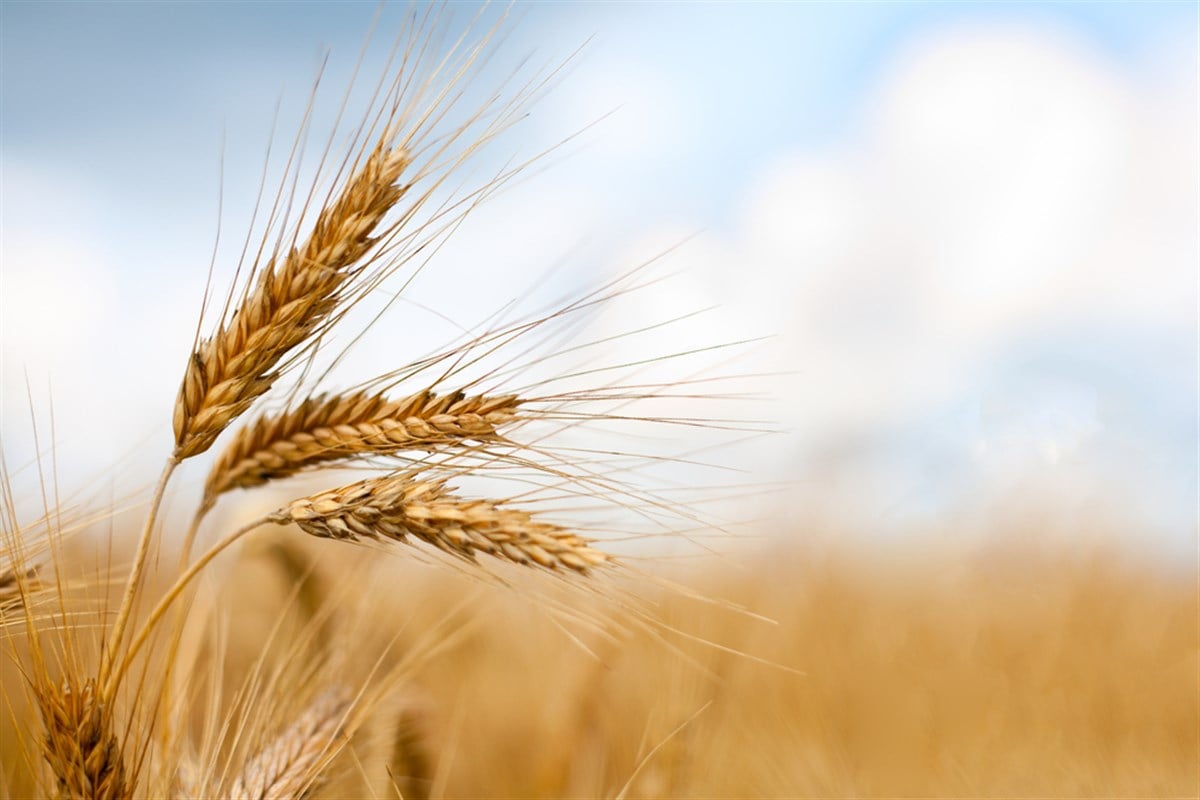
[173,141,413,460]
[200,390,521,511]
[268,475,610,573]
[38,679,128,800]
[228,687,351,800]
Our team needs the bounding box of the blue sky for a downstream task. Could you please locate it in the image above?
[2,2,1196,561]
[4,2,1191,227]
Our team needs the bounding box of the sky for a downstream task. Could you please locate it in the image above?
[2,2,1196,563]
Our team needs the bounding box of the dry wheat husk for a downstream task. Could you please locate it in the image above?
[200,389,520,511]
[268,475,610,573]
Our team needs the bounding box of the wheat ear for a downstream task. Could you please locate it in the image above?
[200,390,520,511]
[268,475,610,573]
[228,687,351,800]
[38,679,128,800]
[173,140,413,459]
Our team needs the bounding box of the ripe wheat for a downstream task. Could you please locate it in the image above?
[173,144,413,460]
[37,679,128,800]
[269,475,610,572]
[227,687,351,800]
[200,389,521,512]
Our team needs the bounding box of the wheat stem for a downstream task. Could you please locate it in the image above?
[98,456,178,699]
[111,517,266,697]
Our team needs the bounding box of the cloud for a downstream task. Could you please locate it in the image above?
[597,22,1196,544]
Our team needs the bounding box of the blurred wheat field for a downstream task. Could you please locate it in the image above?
[84,527,1188,799]
[2,496,1194,798]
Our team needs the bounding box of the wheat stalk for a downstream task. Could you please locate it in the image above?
[173,140,413,460]
[268,475,610,573]
[38,679,128,800]
[200,389,521,511]
[228,687,351,800]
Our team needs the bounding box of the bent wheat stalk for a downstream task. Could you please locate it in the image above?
[268,474,610,573]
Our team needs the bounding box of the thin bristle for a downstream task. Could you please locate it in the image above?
[268,475,610,573]
[38,679,128,800]
[200,390,521,511]
[228,687,351,800]
[173,144,413,459]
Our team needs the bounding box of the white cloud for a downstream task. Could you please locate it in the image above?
[592,23,1196,544]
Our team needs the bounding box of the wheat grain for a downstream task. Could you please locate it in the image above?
[268,475,610,573]
[228,687,351,800]
[173,141,413,460]
[200,390,520,511]
[38,679,128,800]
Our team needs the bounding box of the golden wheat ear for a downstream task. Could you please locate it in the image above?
[226,686,351,800]
[37,679,129,800]
[173,138,414,460]
[267,474,610,573]
[199,389,521,512]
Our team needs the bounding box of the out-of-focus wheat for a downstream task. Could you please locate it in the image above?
[0,564,35,610]
[226,687,351,800]
[387,699,434,800]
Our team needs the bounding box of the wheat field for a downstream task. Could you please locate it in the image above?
[3,521,1194,798]
[1,9,1196,800]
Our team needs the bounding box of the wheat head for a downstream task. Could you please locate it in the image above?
[227,686,351,800]
[268,475,610,573]
[200,389,520,511]
[173,142,413,460]
[38,679,128,800]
